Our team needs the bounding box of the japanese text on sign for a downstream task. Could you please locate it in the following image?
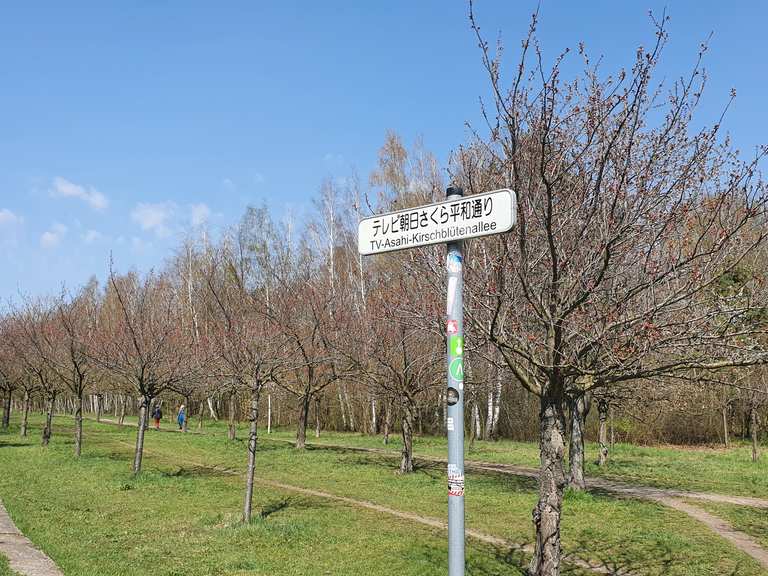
[358,189,515,255]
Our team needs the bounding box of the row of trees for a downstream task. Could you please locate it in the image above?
[2,10,767,576]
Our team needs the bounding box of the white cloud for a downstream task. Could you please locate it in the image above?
[0,209,23,248]
[50,177,108,211]
[131,202,175,238]
[190,203,211,227]
[0,209,22,227]
[40,223,67,249]
[82,229,103,244]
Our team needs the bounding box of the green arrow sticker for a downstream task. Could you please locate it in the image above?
[450,335,464,357]
[449,358,464,381]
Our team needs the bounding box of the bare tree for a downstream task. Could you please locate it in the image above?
[95,266,194,474]
[11,301,61,446]
[40,283,100,456]
[206,215,281,522]
[465,6,768,574]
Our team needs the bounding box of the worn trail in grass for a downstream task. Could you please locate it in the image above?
[261,427,768,500]
[92,417,768,570]
[2,417,766,575]
[1,423,525,576]
[110,415,768,499]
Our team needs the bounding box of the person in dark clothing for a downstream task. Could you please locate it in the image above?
[152,405,162,430]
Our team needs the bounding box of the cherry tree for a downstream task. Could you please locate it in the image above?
[464,7,768,574]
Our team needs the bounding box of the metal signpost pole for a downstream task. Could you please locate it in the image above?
[357,185,515,575]
[445,185,465,576]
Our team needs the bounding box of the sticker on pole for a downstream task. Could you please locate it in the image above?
[448,464,465,497]
[449,358,464,381]
[446,320,459,335]
[358,189,516,255]
[449,336,463,357]
[447,253,462,274]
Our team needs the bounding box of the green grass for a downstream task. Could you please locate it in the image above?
[115,412,768,499]
[0,555,20,576]
[684,500,768,550]
[1,415,765,575]
[256,427,768,499]
[0,419,522,576]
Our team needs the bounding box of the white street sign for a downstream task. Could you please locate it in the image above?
[358,189,516,255]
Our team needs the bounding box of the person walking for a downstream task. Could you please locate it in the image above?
[177,404,186,431]
[152,405,163,430]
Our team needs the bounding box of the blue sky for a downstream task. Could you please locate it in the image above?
[1,1,765,302]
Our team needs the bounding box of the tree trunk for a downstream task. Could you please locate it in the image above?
[597,399,609,467]
[469,400,480,448]
[267,394,272,434]
[20,390,30,437]
[95,394,102,422]
[609,405,615,447]
[227,392,236,440]
[722,403,730,448]
[473,401,482,439]
[370,395,377,434]
[400,399,415,473]
[314,396,321,438]
[207,397,219,420]
[1,389,11,431]
[74,393,84,457]
[337,389,347,430]
[243,384,261,523]
[198,400,205,430]
[344,387,356,431]
[528,386,567,576]
[118,395,126,425]
[484,386,494,441]
[133,397,150,474]
[296,395,311,449]
[751,404,759,463]
[491,369,502,439]
[568,392,591,490]
[383,398,392,445]
[41,393,55,446]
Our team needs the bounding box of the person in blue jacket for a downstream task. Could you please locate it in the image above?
[177,404,186,430]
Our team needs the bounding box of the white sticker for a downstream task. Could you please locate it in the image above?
[446,277,458,315]
[447,417,454,431]
[458,381,464,390]
[447,464,465,497]
[447,253,463,274]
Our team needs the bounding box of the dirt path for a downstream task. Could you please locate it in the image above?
[0,500,63,576]
[658,498,768,568]
[119,439,630,575]
[92,416,768,569]
[262,435,768,509]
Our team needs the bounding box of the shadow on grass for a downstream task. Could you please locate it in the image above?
[260,497,291,519]
[328,448,539,492]
[162,465,238,478]
[412,541,528,575]
[0,442,30,448]
[565,530,757,576]
[565,534,673,575]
